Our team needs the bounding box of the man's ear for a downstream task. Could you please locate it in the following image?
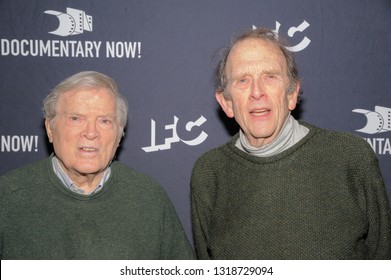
[45,118,54,143]
[215,91,234,118]
[288,82,300,111]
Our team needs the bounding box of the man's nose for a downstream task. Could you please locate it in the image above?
[83,120,99,139]
[250,78,266,99]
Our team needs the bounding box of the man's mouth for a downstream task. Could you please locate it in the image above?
[250,109,270,116]
[80,146,98,152]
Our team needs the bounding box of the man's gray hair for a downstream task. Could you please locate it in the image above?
[43,71,128,137]
[214,27,301,98]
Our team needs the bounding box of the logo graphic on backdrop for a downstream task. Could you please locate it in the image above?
[353,106,391,134]
[0,7,141,59]
[253,20,311,52]
[142,115,208,152]
[353,105,391,155]
[44,8,92,37]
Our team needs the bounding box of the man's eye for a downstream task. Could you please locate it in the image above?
[69,116,81,122]
[262,73,281,82]
[233,77,250,89]
[101,119,111,124]
[67,116,84,126]
[98,118,114,128]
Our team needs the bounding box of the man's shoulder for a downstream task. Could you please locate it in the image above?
[0,158,50,184]
[111,161,155,181]
[192,135,239,178]
[110,161,166,195]
[196,135,238,161]
[300,121,374,155]
[0,157,51,197]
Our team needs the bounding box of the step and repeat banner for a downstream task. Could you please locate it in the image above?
[1,0,391,243]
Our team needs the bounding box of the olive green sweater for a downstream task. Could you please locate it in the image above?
[0,157,194,259]
[191,122,391,259]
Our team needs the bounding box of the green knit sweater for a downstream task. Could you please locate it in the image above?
[191,122,391,259]
[0,157,194,259]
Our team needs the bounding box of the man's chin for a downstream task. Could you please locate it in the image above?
[74,165,105,177]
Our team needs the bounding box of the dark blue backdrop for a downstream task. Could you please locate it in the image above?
[1,0,390,242]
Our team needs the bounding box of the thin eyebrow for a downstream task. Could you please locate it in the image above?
[98,115,116,119]
[230,70,282,81]
[260,69,282,76]
[63,112,85,118]
[64,112,116,118]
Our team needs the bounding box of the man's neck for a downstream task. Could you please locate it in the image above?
[236,114,309,157]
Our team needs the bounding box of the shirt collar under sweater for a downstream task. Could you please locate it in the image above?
[51,156,111,195]
[235,114,309,157]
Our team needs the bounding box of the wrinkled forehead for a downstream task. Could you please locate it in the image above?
[226,38,287,76]
[56,87,116,111]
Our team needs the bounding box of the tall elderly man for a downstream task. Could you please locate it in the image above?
[191,28,391,259]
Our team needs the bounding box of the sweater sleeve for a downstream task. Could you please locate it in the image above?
[361,152,391,259]
[190,156,214,260]
[159,192,195,260]
[191,192,211,259]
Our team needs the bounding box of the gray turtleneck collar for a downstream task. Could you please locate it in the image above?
[235,114,309,157]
